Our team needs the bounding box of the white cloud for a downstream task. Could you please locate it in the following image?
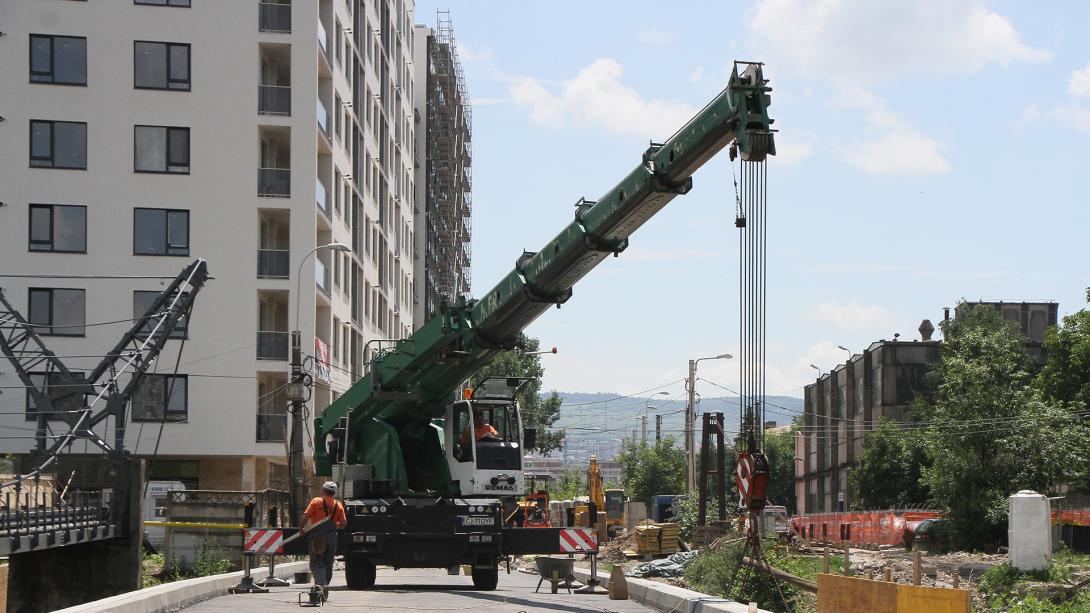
[637,27,674,45]
[842,130,950,175]
[509,59,698,137]
[1069,60,1090,98]
[689,66,705,83]
[751,0,1045,175]
[509,78,566,126]
[772,130,816,167]
[1053,104,1090,132]
[835,86,951,175]
[456,42,492,64]
[804,302,896,331]
[751,0,1050,81]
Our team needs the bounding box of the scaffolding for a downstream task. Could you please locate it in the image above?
[422,10,472,321]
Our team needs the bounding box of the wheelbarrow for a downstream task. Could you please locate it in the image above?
[534,556,576,594]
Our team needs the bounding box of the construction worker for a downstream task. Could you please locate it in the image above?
[301,481,347,595]
[461,407,500,446]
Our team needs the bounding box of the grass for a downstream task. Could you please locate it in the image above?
[141,544,237,588]
[978,547,1090,612]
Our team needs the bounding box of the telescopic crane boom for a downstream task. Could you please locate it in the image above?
[315,63,774,493]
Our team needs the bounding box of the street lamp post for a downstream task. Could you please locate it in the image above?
[641,391,668,444]
[288,242,351,523]
[686,353,732,493]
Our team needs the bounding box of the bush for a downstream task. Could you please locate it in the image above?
[684,539,837,612]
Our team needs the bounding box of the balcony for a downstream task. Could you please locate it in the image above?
[256,331,288,360]
[258,85,291,115]
[316,98,330,137]
[315,179,329,216]
[257,249,289,278]
[315,258,330,296]
[317,20,328,56]
[259,168,290,197]
[259,2,291,33]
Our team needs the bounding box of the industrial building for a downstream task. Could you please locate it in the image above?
[796,301,1060,515]
[412,11,473,325]
[0,1,432,491]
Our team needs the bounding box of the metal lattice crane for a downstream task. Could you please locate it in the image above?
[0,259,209,486]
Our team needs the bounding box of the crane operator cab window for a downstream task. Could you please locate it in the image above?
[471,403,520,471]
[459,377,530,472]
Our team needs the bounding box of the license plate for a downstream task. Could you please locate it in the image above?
[460,516,494,526]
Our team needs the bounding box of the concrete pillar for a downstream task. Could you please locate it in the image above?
[1009,490,1051,571]
[8,456,145,612]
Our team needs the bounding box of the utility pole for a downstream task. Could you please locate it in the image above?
[288,330,306,524]
[641,414,648,445]
[655,414,662,442]
[686,359,697,494]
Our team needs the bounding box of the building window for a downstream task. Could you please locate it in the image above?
[30,120,87,169]
[134,208,189,255]
[135,0,191,6]
[26,371,85,421]
[134,41,191,90]
[134,126,190,173]
[30,35,87,85]
[27,288,85,336]
[133,290,187,338]
[131,374,188,422]
[29,204,87,253]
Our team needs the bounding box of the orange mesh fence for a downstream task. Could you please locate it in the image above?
[792,510,943,548]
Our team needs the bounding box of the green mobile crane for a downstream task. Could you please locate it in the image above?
[313,61,774,590]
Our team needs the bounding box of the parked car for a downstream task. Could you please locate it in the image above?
[911,518,953,552]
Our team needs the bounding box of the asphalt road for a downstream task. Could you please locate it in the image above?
[184,564,655,613]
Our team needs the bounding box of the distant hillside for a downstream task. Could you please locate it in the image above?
[538,390,802,461]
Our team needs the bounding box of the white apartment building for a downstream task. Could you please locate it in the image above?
[0,0,419,492]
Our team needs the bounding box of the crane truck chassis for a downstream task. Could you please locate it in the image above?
[312,61,775,590]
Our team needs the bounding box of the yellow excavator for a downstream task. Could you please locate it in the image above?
[575,455,626,538]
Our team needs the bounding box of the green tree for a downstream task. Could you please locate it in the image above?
[616,437,686,505]
[763,427,799,512]
[849,418,930,509]
[545,468,585,500]
[922,304,1090,549]
[1035,303,1090,408]
[470,335,564,455]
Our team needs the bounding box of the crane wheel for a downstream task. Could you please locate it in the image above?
[471,565,499,590]
[345,556,376,590]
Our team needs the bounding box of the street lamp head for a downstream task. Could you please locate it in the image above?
[715,353,733,360]
[321,242,352,252]
[810,364,822,374]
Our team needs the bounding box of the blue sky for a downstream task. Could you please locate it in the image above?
[414,0,1090,399]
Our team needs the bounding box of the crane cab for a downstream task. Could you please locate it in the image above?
[445,377,531,497]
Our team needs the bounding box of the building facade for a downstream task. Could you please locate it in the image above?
[412,11,472,326]
[796,301,1059,515]
[0,0,420,491]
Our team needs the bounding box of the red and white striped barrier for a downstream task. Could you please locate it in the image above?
[558,528,597,553]
[244,528,284,554]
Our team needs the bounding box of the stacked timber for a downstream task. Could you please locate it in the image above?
[633,522,680,555]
